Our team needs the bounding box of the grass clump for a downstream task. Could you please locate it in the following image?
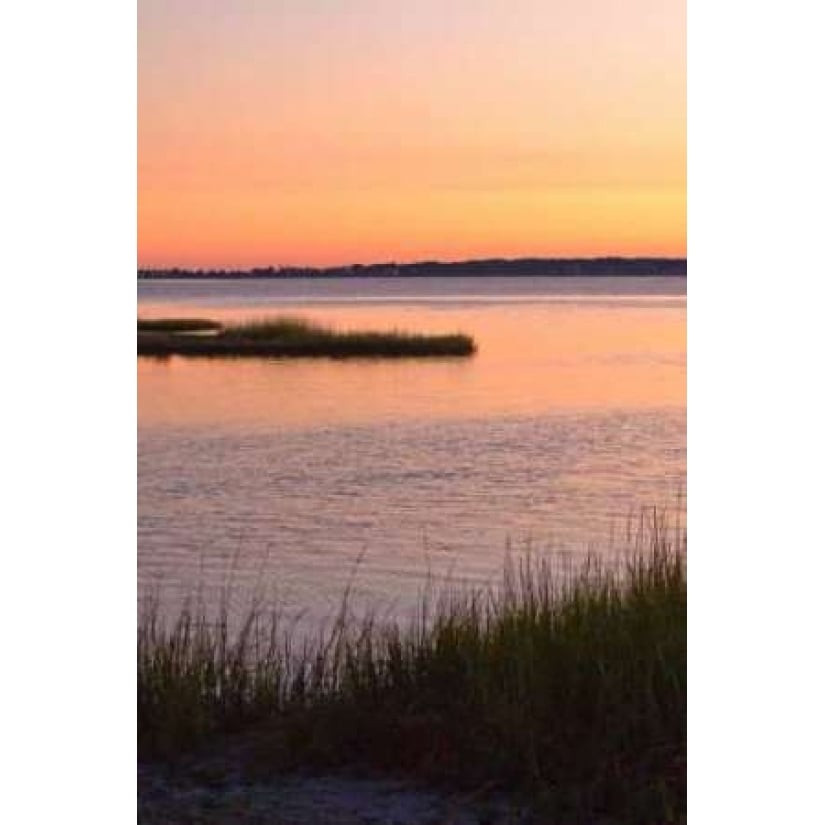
[138,516,685,823]
[137,315,476,358]
[137,318,222,333]
[220,316,323,340]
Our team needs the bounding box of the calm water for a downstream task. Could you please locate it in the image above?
[138,276,685,623]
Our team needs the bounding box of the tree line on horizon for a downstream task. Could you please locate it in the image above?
[138,257,687,280]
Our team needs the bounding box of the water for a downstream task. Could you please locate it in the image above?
[138,276,685,624]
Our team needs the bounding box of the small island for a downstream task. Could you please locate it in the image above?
[137,316,477,358]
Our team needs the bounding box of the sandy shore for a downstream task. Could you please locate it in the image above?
[138,761,534,825]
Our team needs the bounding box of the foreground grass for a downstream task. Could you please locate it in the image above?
[139,520,685,823]
[137,315,476,358]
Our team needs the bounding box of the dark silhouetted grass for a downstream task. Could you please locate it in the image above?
[138,516,685,823]
[137,315,476,358]
[220,316,325,340]
[137,318,223,333]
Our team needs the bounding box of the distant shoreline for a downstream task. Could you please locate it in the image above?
[138,257,687,280]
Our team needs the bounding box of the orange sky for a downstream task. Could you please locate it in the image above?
[138,0,685,268]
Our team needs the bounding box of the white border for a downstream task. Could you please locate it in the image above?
[2,2,135,822]
[689,1,825,822]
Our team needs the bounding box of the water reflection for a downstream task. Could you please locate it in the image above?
[138,302,685,429]
[138,285,685,625]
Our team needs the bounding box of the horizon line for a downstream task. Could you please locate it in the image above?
[138,255,687,273]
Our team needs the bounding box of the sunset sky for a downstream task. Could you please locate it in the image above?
[138,0,685,268]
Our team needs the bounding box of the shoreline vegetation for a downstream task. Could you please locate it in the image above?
[139,516,686,823]
[137,316,477,359]
[137,256,687,280]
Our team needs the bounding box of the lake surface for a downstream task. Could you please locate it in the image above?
[138,276,685,625]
